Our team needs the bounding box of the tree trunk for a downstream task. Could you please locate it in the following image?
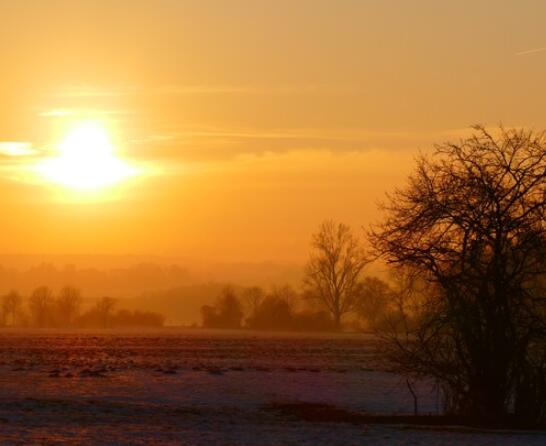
[333,312,342,331]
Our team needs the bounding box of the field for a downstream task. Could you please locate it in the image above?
[0,329,543,445]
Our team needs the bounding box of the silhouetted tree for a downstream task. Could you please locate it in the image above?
[95,297,117,328]
[56,286,82,327]
[304,221,368,329]
[77,296,116,328]
[201,287,244,329]
[77,302,165,328]
[246,296,294,331]
[241,286,265,320]
[29,286,55,327]
[245,287,334,332]
[370,126,546,425]
[354,276,393,331]
[1,291,23,326]
[270,285,299,312]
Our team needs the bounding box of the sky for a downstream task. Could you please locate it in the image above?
[0,0,545,263]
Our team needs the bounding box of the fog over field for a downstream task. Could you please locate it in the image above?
[0,254,304,291]
[0,255,307,325]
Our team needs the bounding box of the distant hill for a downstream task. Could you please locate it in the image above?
[122,283,232,326]
[0,255,303,296]
[0,262,192,297]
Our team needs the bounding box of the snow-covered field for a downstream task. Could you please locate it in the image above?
[0,329,543,445]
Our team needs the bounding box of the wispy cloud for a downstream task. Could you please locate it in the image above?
[126,126,479,165]
[55,84,356,99]
[0,142,37,157]
[39,108,131,118]
[39,109,74,118]
[515,47,546,56]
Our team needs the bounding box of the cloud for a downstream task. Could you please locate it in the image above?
[0,142,37,157]
[515,47,546,56]
[126,126,478,165]
[55,84,356,99]
[39,108,131,118]
[0,143,42,185]
[39,109,74,118]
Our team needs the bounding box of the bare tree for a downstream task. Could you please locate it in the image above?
[241,286,265,320]
[370,126,546,425]
[201,287,244,329]
[29,286,55,327]
[95,297,117,328]
[354,276,393,331]
[270,285,299,313]
[1,291,22,326]
[56,286,82,327]
[304,221,368,330]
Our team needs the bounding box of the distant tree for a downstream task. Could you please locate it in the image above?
[76,300,166,329]
[201,287,244,329]
[304,221,369,329]
[215,287,244,328]
[370,126,546,425]
[246,296,294,331]
[200,305,216,328]
[56,286,82,327]
[133,310,165,327]
[245,288,335,332]
[270,285,299,313]
[241,286,265,320]
[1,290,22,326]
[354,277,393,331]
[94,297,117,328]
[29,286,55,327]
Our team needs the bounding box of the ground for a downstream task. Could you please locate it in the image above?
[0,329,543,445]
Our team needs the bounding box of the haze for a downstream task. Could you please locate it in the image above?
[0,0,545,264]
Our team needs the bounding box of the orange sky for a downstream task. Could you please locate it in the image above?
[0,1,545,263]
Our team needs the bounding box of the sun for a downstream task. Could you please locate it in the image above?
[38,121,138,190]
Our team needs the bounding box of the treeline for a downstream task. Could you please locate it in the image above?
[200,279,401,332]
[201,285,334,331]
[200,220,422,334]
[0,286,165,328]
[213,125,546,425]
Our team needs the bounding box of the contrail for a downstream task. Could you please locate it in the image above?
[515,47,546,56]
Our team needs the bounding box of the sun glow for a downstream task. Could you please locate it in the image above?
[38,121,138,190]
